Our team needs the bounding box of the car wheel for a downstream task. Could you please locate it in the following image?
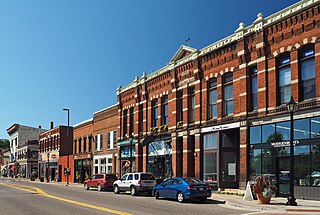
[177,192,184,203]
[113,185,119,194]
[155,191,160,199]
[130,186,137,196]
[84,183,89,190]
[97,184,102,192]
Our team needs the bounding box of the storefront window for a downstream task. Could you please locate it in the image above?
[276,121,290,141]
[311,117,320,138]
[204,133,218,149]
[311,144,320,187]
[250,126,261,144]
[277,147,290,156]
[295,155,310,186]
[262,124,276,143]
[203,152,217,182]
[295,118,310,140]
[295,145,310,155]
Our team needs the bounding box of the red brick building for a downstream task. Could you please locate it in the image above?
[117,0,320,200]
[93,105,118,176]
[73,118,94,183]
[39,123,73,183]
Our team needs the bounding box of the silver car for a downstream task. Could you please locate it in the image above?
[113,172,157,196]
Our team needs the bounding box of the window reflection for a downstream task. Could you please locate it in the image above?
[262,124,276,143]
[294,119,310,140]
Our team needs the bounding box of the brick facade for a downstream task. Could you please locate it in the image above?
[117,0,320,189]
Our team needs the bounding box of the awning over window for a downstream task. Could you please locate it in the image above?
[10,166,15,171]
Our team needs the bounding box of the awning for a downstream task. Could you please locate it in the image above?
[10,166,15,171]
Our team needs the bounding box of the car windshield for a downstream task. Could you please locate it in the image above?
[183,177,204,184]
[141,174,155,180]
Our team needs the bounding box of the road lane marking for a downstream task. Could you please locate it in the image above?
[0,183,132,215]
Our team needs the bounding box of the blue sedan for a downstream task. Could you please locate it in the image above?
[153,177,212,203]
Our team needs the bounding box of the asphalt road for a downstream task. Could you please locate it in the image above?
[0,178,244,215]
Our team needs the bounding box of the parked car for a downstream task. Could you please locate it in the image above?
[113,172,156,196]
[153,177,212,203]
[84,173,118,192]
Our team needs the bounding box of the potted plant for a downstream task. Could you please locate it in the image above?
[251,174,277,204]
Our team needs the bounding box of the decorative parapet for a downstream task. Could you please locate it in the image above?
[117,0,319,95]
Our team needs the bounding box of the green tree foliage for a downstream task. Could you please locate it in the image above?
[0,139,10,150]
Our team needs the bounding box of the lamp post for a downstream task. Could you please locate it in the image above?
[129,137,133,173]
[47,152,50,182]
[63,108,70,185]
[286,96,298,206]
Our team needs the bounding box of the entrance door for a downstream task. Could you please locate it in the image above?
[277,156,290,196]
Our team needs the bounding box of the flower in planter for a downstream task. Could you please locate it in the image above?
[250,174,277,198]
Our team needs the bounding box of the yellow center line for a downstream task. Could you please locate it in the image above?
[0,183,132,215]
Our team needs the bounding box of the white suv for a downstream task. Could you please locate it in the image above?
[113,172,157,196]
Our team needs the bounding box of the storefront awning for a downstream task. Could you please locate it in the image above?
[10,166,15,171]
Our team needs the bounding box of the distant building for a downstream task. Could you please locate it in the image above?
[92,105,118,176]
[6,124,47,178]
[73,118,93,183]
[38,122,73,183]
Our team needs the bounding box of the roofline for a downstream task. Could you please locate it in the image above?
[116,0,319,95]
[93,104,118,115]
[73,118,93,128]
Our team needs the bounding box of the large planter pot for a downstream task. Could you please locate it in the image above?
[256,192,271,204]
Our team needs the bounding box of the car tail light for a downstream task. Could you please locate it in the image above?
[187,186,197,191]
[138,180,141,185]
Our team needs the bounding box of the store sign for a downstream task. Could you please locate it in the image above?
[201,122,240,133]
[271,140,299,147]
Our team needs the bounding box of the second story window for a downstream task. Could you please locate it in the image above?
[152,99,158,127]
[208,79,217,119]
[162,96,168,125]
[223,73,233,116]
[129,107,134,135]
[78,138,82,153]
[299,45,315,100]
[278,53,291,104]
[189,87,195,123]
[249,66,258,111]
[83,137,87,152]
[107,132,111,149]
[88,136,92,152]
[177,91,183,123]
[113,130,117,149]
[123,109,128,137]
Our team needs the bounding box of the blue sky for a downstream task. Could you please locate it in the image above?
[0,0,298,139]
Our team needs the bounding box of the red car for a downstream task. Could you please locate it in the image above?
[84,174,118,192]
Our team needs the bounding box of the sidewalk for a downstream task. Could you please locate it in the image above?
[209,192,320,214]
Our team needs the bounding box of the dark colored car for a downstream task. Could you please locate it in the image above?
[153,177,211,203]
[84,173,118,192]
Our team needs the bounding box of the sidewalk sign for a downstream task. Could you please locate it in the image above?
[243,181,254,201]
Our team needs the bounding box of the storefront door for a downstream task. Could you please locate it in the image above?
[276,156,290,196]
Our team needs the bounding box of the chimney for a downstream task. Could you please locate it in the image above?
[50,121,54,129]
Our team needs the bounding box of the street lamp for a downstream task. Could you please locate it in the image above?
[129,137,133,173]
[286,96,297,206]
[47,152,50,182]
[63,108,70,186]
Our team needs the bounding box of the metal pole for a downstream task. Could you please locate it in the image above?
[286,111,297,206]
[130,138,132,173]
[67,109,69,185]
[47,153,49,182]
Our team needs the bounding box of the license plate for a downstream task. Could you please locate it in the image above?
[199,188,204,191]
